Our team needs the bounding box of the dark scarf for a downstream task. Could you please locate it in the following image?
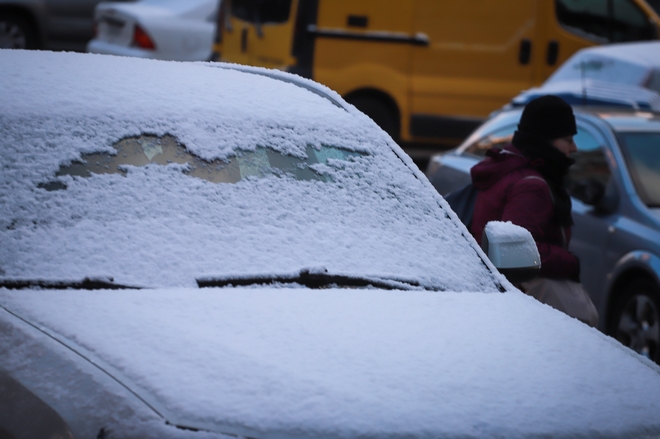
[512,130,574,226]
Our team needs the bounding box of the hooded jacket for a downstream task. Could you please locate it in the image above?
[470,145,580,280]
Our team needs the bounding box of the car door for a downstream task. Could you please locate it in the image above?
[409,0,540,140]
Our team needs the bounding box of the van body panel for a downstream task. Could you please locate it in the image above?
[315,58,409,119]
[217,0,660,148]
[220,0,299,70]
[315,0,413,34]
[410,0,539,122]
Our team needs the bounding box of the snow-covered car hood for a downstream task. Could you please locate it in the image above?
[3,287,660,438]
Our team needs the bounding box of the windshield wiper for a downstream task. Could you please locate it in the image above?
[0,277,141,290]
[197,268,441,291]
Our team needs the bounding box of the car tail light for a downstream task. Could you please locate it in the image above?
[132,24,156,50]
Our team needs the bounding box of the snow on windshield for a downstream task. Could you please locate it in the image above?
[0,50,498,292]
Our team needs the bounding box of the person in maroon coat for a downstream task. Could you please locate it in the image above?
[470,95,580,282]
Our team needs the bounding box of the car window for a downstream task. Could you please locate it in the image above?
[566,127,612,199]
[617,132,660,207]
[463,125,516,157]
[555,0,656,43]
[463,120,613,202]
[37,134,364,191]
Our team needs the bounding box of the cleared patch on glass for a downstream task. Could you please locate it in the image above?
[39,134,365,190]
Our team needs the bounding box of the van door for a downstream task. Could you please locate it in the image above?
[538,0,659,81]
[220,0,299,70]
[409,0,540,142]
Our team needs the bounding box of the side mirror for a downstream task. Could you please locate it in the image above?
[481,221,541,283]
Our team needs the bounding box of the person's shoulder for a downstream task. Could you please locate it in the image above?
[510,170,553,199]
[499,166,542,186]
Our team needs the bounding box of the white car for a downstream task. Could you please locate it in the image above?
[87,0,217,61]
[1,49,660,438]
[512,41,660,111]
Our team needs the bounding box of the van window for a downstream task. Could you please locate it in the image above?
[232,0,293,24]
[556,0,656,43]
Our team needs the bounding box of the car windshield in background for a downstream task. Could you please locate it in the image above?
[617,132,660,207]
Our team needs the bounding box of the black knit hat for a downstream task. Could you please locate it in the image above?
[517,95,577,140]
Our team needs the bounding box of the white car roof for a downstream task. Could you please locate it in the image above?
[512,41,660,111]
[547,41,660,87]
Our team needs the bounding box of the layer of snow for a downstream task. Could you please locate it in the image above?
[99,0,215,18]
[546,41,660,87]
[513,41,660,110]
[482,221,540,269]
[2,287,660,438]
[514,78,660,111]
[0,50,499,292]
[484,220,534,243]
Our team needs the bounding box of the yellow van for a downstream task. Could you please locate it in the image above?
[216,0,660,149]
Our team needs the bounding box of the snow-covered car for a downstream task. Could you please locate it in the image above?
[512,41,660,111]
[87,0,216,61]
[426,106,660,364]
[2,50,660,439]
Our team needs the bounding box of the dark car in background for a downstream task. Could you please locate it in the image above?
[0,0,134,50]
[427,106,660,363]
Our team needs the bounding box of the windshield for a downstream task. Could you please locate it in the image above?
[0,50,501,293]
[617,132,660,207]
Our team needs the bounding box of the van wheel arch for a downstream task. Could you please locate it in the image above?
[344,90,400,142]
